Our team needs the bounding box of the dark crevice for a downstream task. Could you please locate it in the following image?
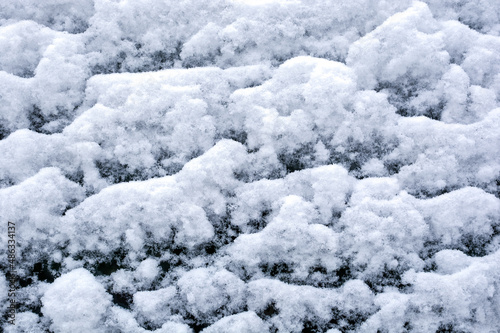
[95,159,151,184]
[246,208,272,233]
[27,105,73,134]
[256,300,280,320]
[329,307,371,333]
[0,122,10,140]
[111,292,133,310]
[363,265,412,294]
[75,248,128,276]
[436,322,467,333]
[278,143,315,174]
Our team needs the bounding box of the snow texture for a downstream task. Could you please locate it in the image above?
[1,0,500,332]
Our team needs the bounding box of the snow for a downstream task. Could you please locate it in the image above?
[339,190,429,280]
[133,287,178,327]
[2,0,500,332]
[201,311,269,333]
[42,268,112,333]
[228,195,341,281]
[177,267,247,325]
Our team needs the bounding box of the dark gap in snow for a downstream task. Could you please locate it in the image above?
[436,322,467,333]
[260,261,295,279]
[159,260,171,272]
[246,208,271,233]
[13,67,36,78]
[205,208,241,248]
[0,122,9,140]
[144,236,175,258]
[111,292,133,310]
[432,304,445,316]
[225,265,253,282]
[420,240,444,262]
[423,259,438,273]
[75,248,128,277]
[330,134,399,178]
[242,157,287,182]
[95,159,152,184]
[403,321,413,332]
[0,177,16,189]
[364,265,412,294]
[329,307,371,333]
[278,143,315,174]
[95,258,122,276]
[200,242,218,255]
[223,129,248,146]
[493,178,500,199]
[136,43,183,72]
[27,105,51,134]
[409,186,457,200]
[330,210,343,225]
[11,243,67,294]
[68,20,90,34]
[304,265,341,288]
[309,265,327,275]
[27,105,73,134]
[64,168,85,188]
[158,255,185,273]
[89,50,127,75]
[32,260,58,283]
[90,41,183,75]
[182,48,222,69]
[459,234,492,257]
[302,319,329,333]
[184,312,211,333]
[19,276,33,288]
[61,197,82,216]
[172,246,188,256]
[457,17,484,33]
[256,300,280,320]
[139,319,161,331]
[335,263,353,287]
[419,233,495,268]
[425,100,446,121]
[376,79,445,121]
[15,287,44,318]
[384,160,404,176]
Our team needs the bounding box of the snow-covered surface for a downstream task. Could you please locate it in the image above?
[1,0,500,332]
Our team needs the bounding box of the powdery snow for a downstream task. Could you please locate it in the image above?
[1,1,500,332]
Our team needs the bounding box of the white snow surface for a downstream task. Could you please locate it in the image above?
[1,0,500,332]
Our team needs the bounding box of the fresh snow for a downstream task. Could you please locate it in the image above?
[1,0,500,332]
